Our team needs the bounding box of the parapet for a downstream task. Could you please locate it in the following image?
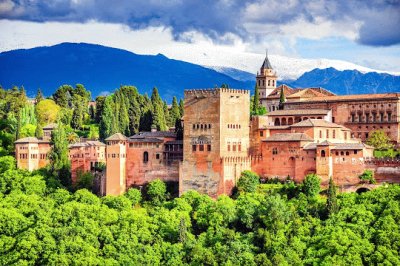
[184,88,250,97]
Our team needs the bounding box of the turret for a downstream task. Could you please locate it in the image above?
[256,50,278,103]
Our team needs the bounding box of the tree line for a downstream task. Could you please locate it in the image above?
[0,156,399,265]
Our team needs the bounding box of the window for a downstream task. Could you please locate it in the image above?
[358,113,362,122]
[326,129,329,138]
[272,148,278,155]
[143,151,149,163]
[380,113,384,122]
[238,143,241,152]
[333,130,336,139]
[319,130,322,138]
[193,124,195,129]
[321,150,326,157]
[354,150,358,155]
[199,144,204,151]
[260,131,263,137]
[388,113,392,122]
[227,142,231,151]
[192,145,197,152]
[156,154,160,159]
[351,114,355,122]
[344,132,347,140]
[346,151,350,156]
[233,142,236,151]
[208,124,211,129]
[207,144,211,151]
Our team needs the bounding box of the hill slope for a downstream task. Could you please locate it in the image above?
[0,43,253,99]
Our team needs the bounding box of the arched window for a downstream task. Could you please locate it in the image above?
[321,150,326,157]
[274,118,280,126]
[143,151,149,163]
[281,118,287,126]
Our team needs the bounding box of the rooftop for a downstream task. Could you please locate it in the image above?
[15,137,39,144]
[291,119,346,129]
[303,142,374,150]
[130,131,176,139]
[105,133,128,141]
[69,140,106,148]
[263,133,313,142]
[267,109,330,116]
[128,138,163,143]
[290,93,400,103]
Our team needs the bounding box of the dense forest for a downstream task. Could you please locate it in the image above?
[0,157,399,265]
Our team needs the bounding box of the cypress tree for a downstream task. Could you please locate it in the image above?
[35,88,44,104]
[279,86,286,110]
[35,123,43,138]
[252,84,260,115]
[139,94,153,132]
[327,176,338,216]
[163,101,171,129]
[170,97,181,126]
[151,87,167,131]
[48,122,71,188]
[119,95,130,135]
[99,96,115,140]
[179,99,184,117]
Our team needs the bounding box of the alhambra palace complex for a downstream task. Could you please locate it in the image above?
[15,55,400,197]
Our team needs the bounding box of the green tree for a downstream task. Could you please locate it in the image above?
[35,99,61,125]
[95,96,106,123]
[302,174,321,197]
[146,179,167,205]
[125,188,142,206]
[359,170,376,184]
[367,130,393,150]
[163,100,171,129]
[35,88,44,104]
[278,86,285,110]
[0,156,16,174]
[75,170,95,191]
[237,170,260,193]
[179,98,184,117]
[48,122,71,188]
[151,87,167,131]
[326,176,338,216]
[252,84,260,115]
[99,96,116,140]
[35,123,43,138]
[19,124,36,138]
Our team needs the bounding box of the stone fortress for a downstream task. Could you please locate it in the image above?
[15,54,400,197]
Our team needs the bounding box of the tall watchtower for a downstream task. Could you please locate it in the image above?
[179,88,251,198]
[105,133,127,195]
[256,51,277,107]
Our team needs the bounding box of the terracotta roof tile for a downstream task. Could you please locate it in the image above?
[263,133,313,142]
[267,109,330,116]
[105,133,128,141]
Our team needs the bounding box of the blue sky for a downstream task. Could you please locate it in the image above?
[0,0,399,72]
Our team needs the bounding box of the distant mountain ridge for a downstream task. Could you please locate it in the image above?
[0,42,253,100]
[0,43,398,98]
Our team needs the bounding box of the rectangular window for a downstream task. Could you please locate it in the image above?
[207,144,211,151]
[192,145,196,152]
[238,143,241,152]
[156,154,160,159]
[227,142,230,151]
[233,142,236,151]
[199,145,204,151]
[333,130,336,139]
[260,131,263,137]
[326,129,329,138]
[354,150,358,155]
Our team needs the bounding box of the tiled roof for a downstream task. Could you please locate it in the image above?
[15,137,39,144]
[128,138,163,143]
[130,131,176,139]
[105,133,128,141]
[267,109,330,116]
[266,85,297,99]
[263,133,313,142]
[43,123,58,129]
[291,119,345,128]
[290,93,400,103]
[69,140,106,148]
[303,142,373,150]
[261,125,291,130]
[286,88,328,99]
[261,52,273,69]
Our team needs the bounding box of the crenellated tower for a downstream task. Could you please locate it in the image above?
[256,50,277,107]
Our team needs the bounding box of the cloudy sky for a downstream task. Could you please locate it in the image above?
[0,0,399,72]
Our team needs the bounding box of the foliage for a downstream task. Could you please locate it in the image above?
[19,124,36,138]
[35,123,43,138]
[359,170,376,184]
[35,88,44,104]
[251,85,267,116]
[0,154,399,265]
[35,99,60,125]
[237,170,260,193]
[327,176,338,216]
[278,86,286,110]
[75,171,95,191]
[367,130,394,150]
[151,87,168,131]
[48,122,71,188]
[302,174,321,197]
[146,179,167,205]
[0,156,15,174]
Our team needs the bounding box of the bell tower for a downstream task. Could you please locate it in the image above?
[256,50,277,106]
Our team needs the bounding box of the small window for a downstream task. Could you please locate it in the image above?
[233,143,236,151]
[199,145,204,151]
[321,150,326,157]
[143,151,149,163]
[238,143,241,152]
[333,130,336,139]
[260,131,263,137]
[192,145,197,152]
[227,142,231,151]
[354,150,358,155]
[207,144,211,151]
[326,129,329,138]
[208,124,211,129]
[156,154,160,159]
[346,151,349,156]
[193,124,195,129]
[272,148,278,155]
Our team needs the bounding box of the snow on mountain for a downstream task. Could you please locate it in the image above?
[177,49,400,80]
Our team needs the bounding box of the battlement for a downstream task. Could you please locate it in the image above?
[221,156,251,163]
[184,88,249,97]
[364,157,400,166]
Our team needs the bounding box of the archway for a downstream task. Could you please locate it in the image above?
[274,118,280,126]
[288,117,293,125]
[281,118,287,126]
[356,187,370,194]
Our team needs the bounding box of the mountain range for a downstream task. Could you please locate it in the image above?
[0,43,398,100]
